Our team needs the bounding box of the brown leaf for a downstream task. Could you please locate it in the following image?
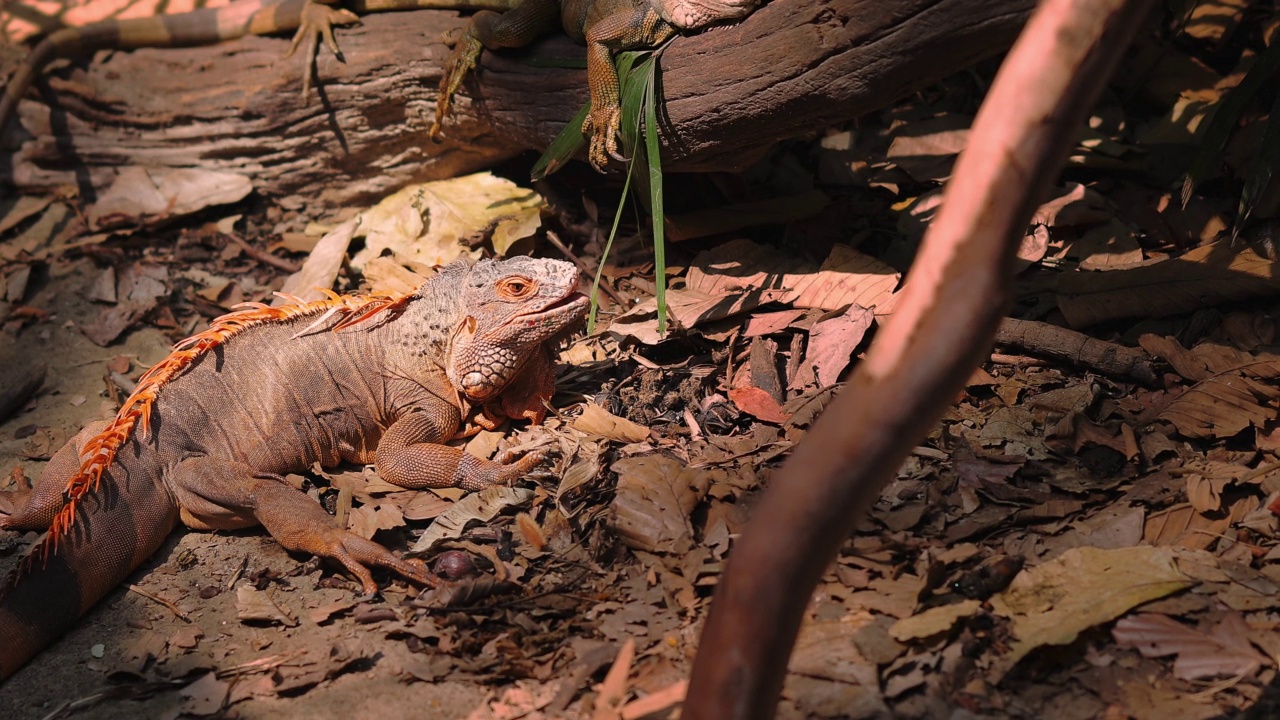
[728,386,791,424]
[234,585,298,627]
[610,455,713,554]
[1056,242,1280,328]
[572,404,651,443]
[592,638,636,720]
[1113,612,1266,681]
[804,304,874,387]
[685,238,900,313]
[989,546,1193,679]
[178,672,230,717]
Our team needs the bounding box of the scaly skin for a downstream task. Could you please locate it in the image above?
[429,0,759,170]
[0,256,587,681]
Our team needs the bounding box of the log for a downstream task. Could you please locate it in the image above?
[1,0,1035,204]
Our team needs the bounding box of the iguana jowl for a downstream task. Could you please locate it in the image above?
[0,256,587,681]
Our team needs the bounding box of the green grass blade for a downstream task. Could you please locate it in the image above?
[587,155,636,334]
[531,102,590,181]
[643,57,666,336]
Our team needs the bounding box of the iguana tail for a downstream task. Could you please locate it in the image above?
[0,457,179,680]
[0,0,299,132]
[0,289,408,680]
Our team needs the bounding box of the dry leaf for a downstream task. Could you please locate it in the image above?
[88,167,253,231]
[408,486,534,555]
[1056,242,1280,327]
[728,386,791,424]
[234,585,298,627]
[805,304,874,386]
[1113,612,1266,681]
[573,404,651,443]
[889,600,983,642]
[989,546,1193,678]
[349,173,544,271]
[610,455,713,554]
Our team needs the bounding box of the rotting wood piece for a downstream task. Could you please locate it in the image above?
[2,0,1035,204]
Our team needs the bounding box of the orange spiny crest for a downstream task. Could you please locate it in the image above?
[10,288,411,585]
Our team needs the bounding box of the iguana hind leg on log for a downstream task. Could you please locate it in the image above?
[429,0,758,170]
[0,256,588,681]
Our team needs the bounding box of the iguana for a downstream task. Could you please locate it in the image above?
[0,255,588,681]
[0,0,759,170]
[429,0,759,168]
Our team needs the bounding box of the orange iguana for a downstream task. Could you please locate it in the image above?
[0,0,758,170]
[0,256,587,681]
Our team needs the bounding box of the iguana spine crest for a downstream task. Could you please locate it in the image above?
[9,289,411,587]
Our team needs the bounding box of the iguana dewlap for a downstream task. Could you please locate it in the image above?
[430,0,759,169]
[0,256,587,681]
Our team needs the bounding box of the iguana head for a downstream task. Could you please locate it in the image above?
[444,257,587,403]
[656,0,759,31]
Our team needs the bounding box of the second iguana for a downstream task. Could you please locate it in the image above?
[0,255,587,681]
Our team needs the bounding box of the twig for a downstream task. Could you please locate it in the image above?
[126,583,190,622]
[545,230,628,307]
[225,235,302,273]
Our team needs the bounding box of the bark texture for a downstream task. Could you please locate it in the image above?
[2,0,1035,204]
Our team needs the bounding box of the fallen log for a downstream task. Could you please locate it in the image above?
[2,0,1035,204]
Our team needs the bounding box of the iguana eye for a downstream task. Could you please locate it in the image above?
[497,276,537,299]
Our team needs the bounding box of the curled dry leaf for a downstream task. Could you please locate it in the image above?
[408,486,534,555]
[804,304,875,387]
[728,386,791,424]
[609,454,713,554]
[88,167,253,231]
[572,404,651,443]
[889,600,983,642]
[234,585,298,628]
[349,172,544,271]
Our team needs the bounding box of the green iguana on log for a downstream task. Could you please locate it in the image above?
[0,0,757,170]
[0,256,588,681]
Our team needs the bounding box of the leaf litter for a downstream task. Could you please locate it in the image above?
[4,4,1280,720]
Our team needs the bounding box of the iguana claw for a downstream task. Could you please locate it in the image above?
[430,31,484,142]
[286,0,361,103]
[582,104,623,171]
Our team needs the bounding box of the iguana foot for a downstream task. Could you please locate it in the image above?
[454,448,546,491]
[581,104,623,171]
[286,0,361,103]
[430,31,485,141]
[316,531,438,596]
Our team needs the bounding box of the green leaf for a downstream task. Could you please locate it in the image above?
[643,59,667,336]
[1182,40,1280,207]
[531,102,590,182]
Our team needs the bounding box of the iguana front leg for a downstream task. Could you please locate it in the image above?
[376,411,544,491]
[169,457,436,595]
